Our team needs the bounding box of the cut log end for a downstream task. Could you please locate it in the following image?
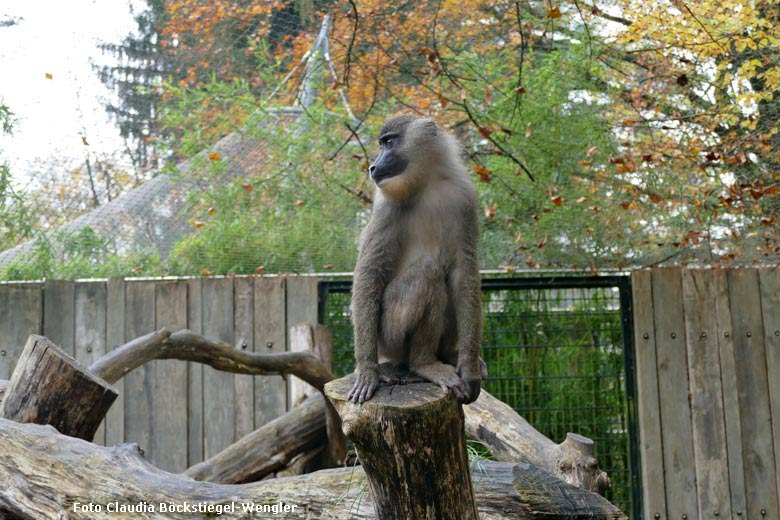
[0,335,118,441]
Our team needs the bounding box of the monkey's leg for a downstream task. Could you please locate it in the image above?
[402,266,469,402]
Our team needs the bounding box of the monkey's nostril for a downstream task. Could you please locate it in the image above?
[369,164,376,174]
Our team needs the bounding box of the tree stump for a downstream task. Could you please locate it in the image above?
[325,375,479,520]
[0,335,118,441]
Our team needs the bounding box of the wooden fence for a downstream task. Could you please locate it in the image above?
[0,276,320,472]
[633,267,780,520]
[3,268,779,518]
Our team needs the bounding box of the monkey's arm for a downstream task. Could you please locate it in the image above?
[453,202,484,404]
[348,210,400,403]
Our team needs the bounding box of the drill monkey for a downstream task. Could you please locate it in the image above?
[348,116,484,404]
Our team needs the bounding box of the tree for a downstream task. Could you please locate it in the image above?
[0,101,33,251]
[94,0,170,175]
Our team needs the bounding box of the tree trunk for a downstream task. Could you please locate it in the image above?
[184,394,327,484]
[464,390,610,494]
[325,375,479,520]
[0,417,626,520]
[0,335,117,441]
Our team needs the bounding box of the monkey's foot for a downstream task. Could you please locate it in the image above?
[378,362,409,385]
[411,362,470,403]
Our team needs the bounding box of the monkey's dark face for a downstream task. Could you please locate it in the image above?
[369,116,439,202]
[369,132,409,185]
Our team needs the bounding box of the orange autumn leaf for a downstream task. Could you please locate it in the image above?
[256,265,265,275]
[208,152,222,161]
[242,182,252,193]
[474,165,491,182]
[547,6,563,18]
[200,268,213,277]
[45,72,53,80]
[551,196,563,206]
[478,126,493,138]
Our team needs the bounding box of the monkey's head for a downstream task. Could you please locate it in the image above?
[369,116,450,202]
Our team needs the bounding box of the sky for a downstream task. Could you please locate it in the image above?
[0,0,139,188]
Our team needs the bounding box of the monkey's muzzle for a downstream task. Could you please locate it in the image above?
[369,150,408,185]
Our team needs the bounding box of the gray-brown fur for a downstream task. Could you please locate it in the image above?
[348,116,484,404]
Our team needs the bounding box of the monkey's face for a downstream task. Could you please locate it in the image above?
[369,131,408,187]
[369,117,438,202]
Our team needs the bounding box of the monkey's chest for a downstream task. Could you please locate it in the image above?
[395,221,451,276]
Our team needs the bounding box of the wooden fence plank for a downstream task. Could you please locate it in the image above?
[681,269,731,518]
[728,269,779,520]
[154,281,188,472]
[233,278,255,440]
[202,277,235,459]
[186,278,204,466]
[43,280,75,357]
[285,276,319,409]
[758,267,780,517]
[631,270,667,520]
[652,267,699,520]
[253,277,287,427]
[0,286,11,380]
[104,277,125,447]
[74,281,107,445]
[124,281,156,459]
[0,284,42,380]
[714,271,748,516]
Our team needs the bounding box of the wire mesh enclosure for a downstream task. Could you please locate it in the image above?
[319,275,640,517]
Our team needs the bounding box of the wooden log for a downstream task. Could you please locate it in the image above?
[0,378,7,405]
[464,389,610,494]
[0,417,626,519]
[0,335,118,441]
[289,322,347,467]
[325,375,479,520]
[88,329,334,390]
[185,394,327,484]
[88,328,172,384]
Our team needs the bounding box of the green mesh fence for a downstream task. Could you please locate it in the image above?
[320,275,639,517]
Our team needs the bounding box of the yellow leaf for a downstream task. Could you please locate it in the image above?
[45,73,53,80]
[208,152,221,161]
[256,265,265,275]
[547,6,562,18]
[200,268,213,276]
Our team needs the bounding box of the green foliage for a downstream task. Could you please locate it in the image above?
[0,227,163,280]
[0,101,33,251]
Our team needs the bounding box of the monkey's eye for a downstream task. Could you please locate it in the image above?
[379,134,398,149]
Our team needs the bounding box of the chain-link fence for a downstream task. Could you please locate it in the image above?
[320,275,640,517]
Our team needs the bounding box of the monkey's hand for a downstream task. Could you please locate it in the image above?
[348,366,380,404]
[456,362,483,405]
